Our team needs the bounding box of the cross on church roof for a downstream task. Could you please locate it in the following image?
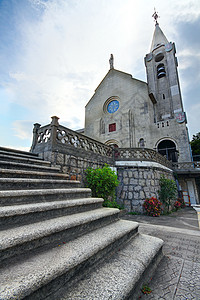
[152,9,159,25]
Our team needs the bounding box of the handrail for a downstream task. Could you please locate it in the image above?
[31,116,175,169]
[31,117,113,158]
[172,161,200,170]
[114,147,172,168]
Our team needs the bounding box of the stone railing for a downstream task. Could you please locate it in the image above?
[31,116,113,160]
[30,116,176,183]
[114,147,172,169]
[57,125,113,158]
[172,161,200,170]
[31,117,173,171]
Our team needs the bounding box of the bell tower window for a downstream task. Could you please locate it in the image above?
[155,52,164,62]
[157,63,166,79]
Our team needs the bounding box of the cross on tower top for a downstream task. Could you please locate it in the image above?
[152,9,159,25]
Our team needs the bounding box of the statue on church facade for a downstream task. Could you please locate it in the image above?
[109,54,114,69]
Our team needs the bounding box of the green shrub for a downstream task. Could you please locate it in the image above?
[85,164,119,203]
[158,176,177,212]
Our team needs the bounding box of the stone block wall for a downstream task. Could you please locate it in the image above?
[116,166,174,212]
[38,150,111,184]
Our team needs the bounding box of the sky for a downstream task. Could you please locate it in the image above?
[0,0,200,151]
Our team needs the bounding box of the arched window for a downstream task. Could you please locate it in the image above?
[157,139,178,162]
[157,63,166,79]
[155,52,164,62]
[139,138,145,148]
[100,118,105,134]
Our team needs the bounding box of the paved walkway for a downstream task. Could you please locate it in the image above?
[122,207,200,300]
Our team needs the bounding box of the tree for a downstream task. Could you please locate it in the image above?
[158,176,177,213]
[190,132,200,160]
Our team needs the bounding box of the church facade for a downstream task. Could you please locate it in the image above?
[84,21,191,163]
[30,17,199,210]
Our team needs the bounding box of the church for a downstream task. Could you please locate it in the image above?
[83,15,192,164]
[29,14,200,207]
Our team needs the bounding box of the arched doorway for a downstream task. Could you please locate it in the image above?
[105,139,119,147]
[105,140,119,158]
[157,139,178,162]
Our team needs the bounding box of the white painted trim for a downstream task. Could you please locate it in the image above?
[115,160,173,172]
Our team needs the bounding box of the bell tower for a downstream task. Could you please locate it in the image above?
[144,11,191,162]
[145,11,184,122]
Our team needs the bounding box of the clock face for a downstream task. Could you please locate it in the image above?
[107,100,119,113]
[165,42,172,52]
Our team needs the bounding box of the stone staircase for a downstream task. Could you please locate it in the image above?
[0,147,164,299]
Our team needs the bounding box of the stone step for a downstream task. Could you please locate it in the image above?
[0,168,69,180]
[0,198,103,229]
[0,146,38,159]
[0,207,120,262]
[0,188,91,205]
[0,160,60,173]
[0,220,139,300]
[47,233,163,300]
[0,178,80,190]
[0,153,51,166]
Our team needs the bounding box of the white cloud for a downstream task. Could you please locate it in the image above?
[1,0,200,146]
[13,120,33,140]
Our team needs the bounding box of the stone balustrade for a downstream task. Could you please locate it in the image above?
[31,116,113,160]
[31,116,173,168]
[57,125,113,158]
[172,161,200,170]
[114,147,172,169]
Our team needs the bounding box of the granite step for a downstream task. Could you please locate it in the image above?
[0,207,120,262]
[0,150,39,162]
[0,168,69,180]
[0,153,51,166]
[0,188,91,205]
[0,198,103,229]
[0,178,80,190]
[0,220,139,300]
[47,233,163,300]
[0,160,61,172]
[0,146,38,159]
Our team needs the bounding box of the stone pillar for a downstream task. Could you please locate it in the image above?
[30,123,41,152]
[50,116,59,146]
[50,116,60,165]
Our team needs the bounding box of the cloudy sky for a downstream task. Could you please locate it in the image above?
[0,0,200,151]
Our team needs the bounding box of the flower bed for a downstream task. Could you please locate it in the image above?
[143,197,162,217]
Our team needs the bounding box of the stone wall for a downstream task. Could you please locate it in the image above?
[116,165,174,212]
[39,150,110,184]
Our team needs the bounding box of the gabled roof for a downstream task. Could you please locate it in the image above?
[95,68,147,93]
[85,68,147,108]
[150,24,169,52]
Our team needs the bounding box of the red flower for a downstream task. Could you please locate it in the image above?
[143,197,162,217]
